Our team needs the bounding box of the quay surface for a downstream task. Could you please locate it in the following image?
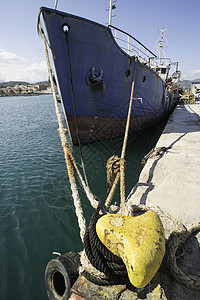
[125,101,200,299]
[127,101,200,227]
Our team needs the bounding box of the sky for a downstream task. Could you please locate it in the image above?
[0,0,200,83]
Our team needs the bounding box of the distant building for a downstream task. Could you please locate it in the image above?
[191,81,200,93]
[0,81,51,96]
[45,86,52,93]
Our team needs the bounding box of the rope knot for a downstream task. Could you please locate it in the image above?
[106,155,126,193]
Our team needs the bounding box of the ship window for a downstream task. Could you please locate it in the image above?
[156,68,160,72]
[142,76,146,82]
[161,68,166,74]
[62,24,70,33]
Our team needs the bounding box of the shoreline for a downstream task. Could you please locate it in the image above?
[0,93,52,97]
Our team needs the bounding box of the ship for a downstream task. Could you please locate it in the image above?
[37,1,180,145]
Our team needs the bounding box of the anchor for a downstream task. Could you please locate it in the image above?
[88,66,104,87]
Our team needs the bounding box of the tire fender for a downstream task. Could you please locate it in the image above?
[45,252,80,300]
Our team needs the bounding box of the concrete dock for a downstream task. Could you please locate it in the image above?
[126,101,200,227]
[125,101,200,299]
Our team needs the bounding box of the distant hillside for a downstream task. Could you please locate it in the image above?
[32,81,49,86]
[0,81,29,88]
[180,80,191,89]
[192,78,200,83]
[0,81,49,88]
[180,78,200,89]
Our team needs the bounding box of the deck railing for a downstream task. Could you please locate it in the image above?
[109,25,156,66]
[149,57,171,69]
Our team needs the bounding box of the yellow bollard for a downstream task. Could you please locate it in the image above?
[96,212,165,288]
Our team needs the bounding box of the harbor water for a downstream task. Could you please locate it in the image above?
[0,94,167,299]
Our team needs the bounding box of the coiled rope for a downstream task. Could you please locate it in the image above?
[82,205,128,285]
[167,223,200,289]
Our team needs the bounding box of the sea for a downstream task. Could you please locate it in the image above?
[0,94,167,299]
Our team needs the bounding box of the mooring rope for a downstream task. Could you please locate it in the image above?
[105,57,138,213]
[39,27,98,206]
[65,30,89,187]
[39,26,99,242]
[40,28,200,289]
[106,155,121,194]
[120,59,137,214]
[141,146,171,167]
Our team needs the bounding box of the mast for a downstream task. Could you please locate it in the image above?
[54,0,58,9]
[157,28,167,65]
[108,0,117,26]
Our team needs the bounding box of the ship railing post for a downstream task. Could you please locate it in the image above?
[127,36,130,55]
[147,51,149,67]
[115,28,117,41]
[139,44,141,62]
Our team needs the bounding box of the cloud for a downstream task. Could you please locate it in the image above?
[0,49,26,64]
[0,49,48,82]
[22,61,48,82]
[182,69,200,80]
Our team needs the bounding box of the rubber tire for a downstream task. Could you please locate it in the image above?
[45,252,80,300]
